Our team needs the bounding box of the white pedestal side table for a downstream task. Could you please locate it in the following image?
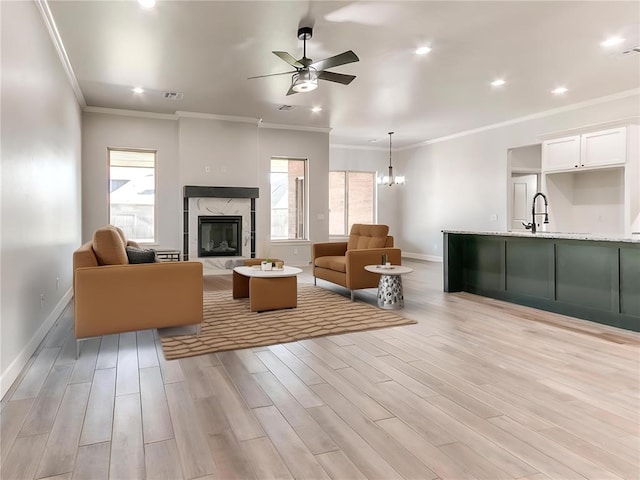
[364,265,414,309]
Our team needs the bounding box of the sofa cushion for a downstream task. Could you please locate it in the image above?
[315,255,347,273]
[347,224,389,250]
[93,226,128,265]
[126,246,159,264]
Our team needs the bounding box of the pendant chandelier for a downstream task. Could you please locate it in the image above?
[377,131,405,186]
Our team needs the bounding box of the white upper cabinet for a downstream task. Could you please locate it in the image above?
[542,135,580,171]
[542,126,628,173]
[581,127,627,168]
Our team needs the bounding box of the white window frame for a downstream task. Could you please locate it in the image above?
[270,157,308,241]
[329,170,377,237]
[108,147,157,244]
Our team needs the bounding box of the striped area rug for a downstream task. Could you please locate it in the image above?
[160,284,416,360]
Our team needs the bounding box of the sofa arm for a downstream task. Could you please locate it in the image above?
[312,241,348,260]
[74,261,203,338]
[345,248,402,290]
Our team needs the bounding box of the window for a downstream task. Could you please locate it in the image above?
[329,171,376,236]
[108,148,156,243]
[270,157,307,240]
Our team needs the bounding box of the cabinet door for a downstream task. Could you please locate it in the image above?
[542,135,580,172]
[581,127,627,168]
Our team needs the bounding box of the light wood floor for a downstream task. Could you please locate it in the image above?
[2,260,639,480]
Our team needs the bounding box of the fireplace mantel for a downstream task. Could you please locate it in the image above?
[184,185,259,199]
[183,185,259,263]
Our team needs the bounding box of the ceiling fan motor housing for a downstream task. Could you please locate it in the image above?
[297,27,312,40]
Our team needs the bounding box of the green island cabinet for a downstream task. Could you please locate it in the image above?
[443,231,640,332]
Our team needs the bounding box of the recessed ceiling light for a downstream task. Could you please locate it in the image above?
[138,0,156,8]
[311,106,322,113]
[491,79,506,87]
[415,46,432,55]
[600,36,624,48]
[552,86,568,95]
[132,87,144,94]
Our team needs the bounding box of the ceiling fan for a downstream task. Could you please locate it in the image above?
[248,26,359,95]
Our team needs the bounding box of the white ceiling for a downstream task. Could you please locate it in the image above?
[47,1,640,148]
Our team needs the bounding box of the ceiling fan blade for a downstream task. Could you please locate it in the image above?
[248,70,296,80]
[318,70,356,85]
[310,50,359,71]
[273,51,303,68]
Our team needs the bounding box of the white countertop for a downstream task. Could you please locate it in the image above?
[442,230,640,243]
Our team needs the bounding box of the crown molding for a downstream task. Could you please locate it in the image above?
[36,0,86,108]
[175,111,260,124]
[414,88,640,148]
[331,143,388,152]
[259,122,331,133]
[538,115,640,140]
[83,106,177,120]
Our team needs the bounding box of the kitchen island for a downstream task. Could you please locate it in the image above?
[443,230,639,331]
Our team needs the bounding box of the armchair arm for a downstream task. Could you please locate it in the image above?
[312,241,348,260]
[74,261,203,338]
[345,247,402,290]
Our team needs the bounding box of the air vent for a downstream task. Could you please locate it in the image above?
[621,46,640,56]
[163,92,183,100]
[277,105,294,111]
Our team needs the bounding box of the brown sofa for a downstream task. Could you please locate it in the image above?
[73,226,203,355]
[312,224,401,300]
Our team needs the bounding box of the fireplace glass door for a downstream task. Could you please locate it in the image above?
[198,216,242,257]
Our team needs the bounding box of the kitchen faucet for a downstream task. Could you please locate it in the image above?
[523,192,549,234]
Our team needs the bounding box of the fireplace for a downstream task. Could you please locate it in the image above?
[184,186,259,264]
[198,216,242,257]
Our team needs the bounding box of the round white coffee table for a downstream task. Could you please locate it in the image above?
[364,265,414,310]
[233,265,303,312]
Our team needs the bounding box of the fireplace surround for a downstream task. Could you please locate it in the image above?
[183,186,259,265]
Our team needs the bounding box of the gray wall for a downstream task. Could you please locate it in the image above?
[259,127,330,265]
[82,112,179,245]
[330,145,402,242]
[396,92,640,260]
[1,1,82,397]
[321,94,639,261]
[81,112,330,266]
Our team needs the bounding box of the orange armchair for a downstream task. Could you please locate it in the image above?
[312,224,401,300]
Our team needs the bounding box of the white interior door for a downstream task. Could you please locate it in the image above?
[510,174,537,230]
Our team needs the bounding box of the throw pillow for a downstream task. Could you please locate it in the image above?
[126,246,159,264]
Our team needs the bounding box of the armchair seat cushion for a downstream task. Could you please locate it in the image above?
[315,256,347,273]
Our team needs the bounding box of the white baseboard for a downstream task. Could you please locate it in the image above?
[1,288,73,400]
[402,252,443,263]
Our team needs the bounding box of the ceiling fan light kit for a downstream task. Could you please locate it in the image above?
[248,26,359,95]
[291,69,318,93]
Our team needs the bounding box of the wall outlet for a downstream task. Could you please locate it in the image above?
[204,165,211,173]
[489,214,498,221]
[293,248,298,255]
[40,293,45,307]
[56,277,60,290]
